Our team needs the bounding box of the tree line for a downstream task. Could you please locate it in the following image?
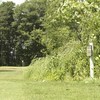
[0,0,100,67]
[0,0,47,66]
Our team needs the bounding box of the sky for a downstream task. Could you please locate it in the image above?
[2,0,26,5]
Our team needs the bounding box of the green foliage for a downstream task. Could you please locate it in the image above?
[41,0,100,80]
[0,0,46,66]
[0,0,100,80]
[0,1,15,65]
[12,0,47,65]
[24,57,50,80]
[44,0,100,46]
[24,0,100,80]
[24,41,89,80]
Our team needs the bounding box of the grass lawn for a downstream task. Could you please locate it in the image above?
[0,67,100,100]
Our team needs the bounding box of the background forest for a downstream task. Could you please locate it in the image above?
[0,0,100,80]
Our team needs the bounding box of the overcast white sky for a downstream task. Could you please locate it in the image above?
[2,0,25,5]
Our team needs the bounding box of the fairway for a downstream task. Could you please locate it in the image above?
[0,67,100,100]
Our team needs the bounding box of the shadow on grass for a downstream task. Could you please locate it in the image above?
[0,70,15,72]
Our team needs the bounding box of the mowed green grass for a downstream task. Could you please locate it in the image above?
[0,67,100,100]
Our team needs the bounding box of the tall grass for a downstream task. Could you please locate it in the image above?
[24,56,50,80]
[24,41,89,80]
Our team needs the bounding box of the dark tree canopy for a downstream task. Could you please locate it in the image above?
[0,0,46,66]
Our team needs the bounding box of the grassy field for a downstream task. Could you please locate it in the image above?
[0,67,100,100]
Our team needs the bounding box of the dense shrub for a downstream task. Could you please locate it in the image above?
[24,41,90,80]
